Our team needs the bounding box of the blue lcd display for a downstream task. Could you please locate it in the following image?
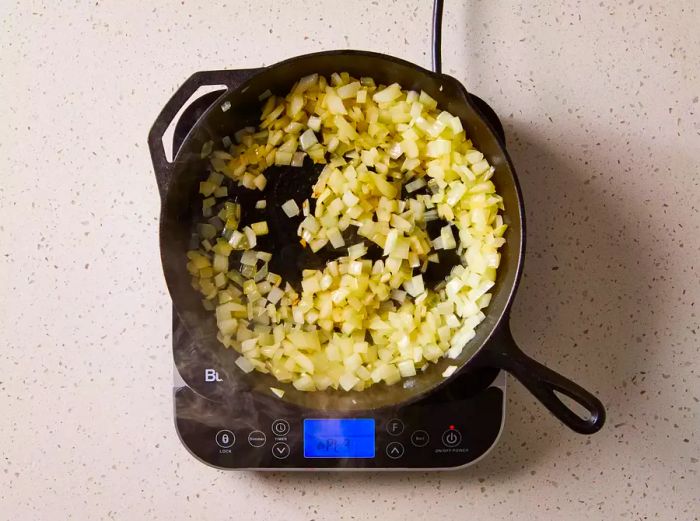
[303,419,375,458]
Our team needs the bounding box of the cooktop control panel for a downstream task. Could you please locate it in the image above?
[174,371,504,470]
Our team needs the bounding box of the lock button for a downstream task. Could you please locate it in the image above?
[216,429,236,448]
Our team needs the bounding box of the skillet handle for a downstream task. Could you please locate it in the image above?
[477,323,606,434]
[147,69,257,198]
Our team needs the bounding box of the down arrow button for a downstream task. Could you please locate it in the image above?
[272,442,290,459]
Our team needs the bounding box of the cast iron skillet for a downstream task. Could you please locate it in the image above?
[148,51,605,435]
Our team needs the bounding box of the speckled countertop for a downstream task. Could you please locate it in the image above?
[1,0,698,519]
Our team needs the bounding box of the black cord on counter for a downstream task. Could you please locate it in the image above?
[432,0,444,73]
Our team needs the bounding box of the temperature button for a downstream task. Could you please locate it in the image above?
[441,428,462,448]
[215,430,235,448]
[271,419,290,436]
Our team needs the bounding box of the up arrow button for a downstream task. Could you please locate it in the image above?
[385,442,404,459]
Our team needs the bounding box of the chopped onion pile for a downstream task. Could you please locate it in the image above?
[187,73,506,393]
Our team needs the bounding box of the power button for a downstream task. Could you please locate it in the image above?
[441,428,462,447]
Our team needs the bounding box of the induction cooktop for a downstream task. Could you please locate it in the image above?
[169,73,508,470]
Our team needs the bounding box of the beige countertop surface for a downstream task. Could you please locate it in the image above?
[1,1,698,519]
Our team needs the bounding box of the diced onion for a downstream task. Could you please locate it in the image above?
[267,286,284,304]
[251,221,269,236]
[282,199,300,217]
[235,356,255,373]
[300,128,318,151]
[240,250,257,266]
[291,151,306,167]
[188,72,505,394]
[347,242,366,260]
[253,174,267,190]
[307,116,321,132]
[327,227,345,248]
[442,365,458,378]
[405,178,426,193]
[243,226,257,248]
[373,83,402,103]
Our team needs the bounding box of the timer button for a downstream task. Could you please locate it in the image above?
[386,418,404,436]
[386,441,405,459]
[442,428,462,447]
[271,419,290,436]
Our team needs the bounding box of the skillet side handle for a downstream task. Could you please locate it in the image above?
[479,323,606,434]
[147,69,257,199]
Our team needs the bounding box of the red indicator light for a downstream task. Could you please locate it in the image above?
[449,425,455,430]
